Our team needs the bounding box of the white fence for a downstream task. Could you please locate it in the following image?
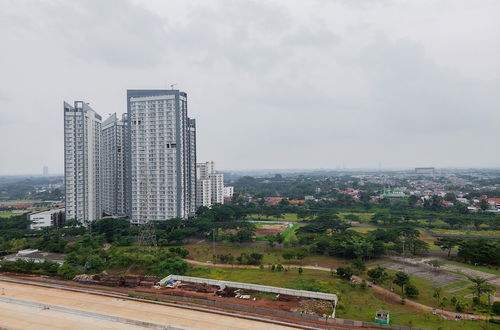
[160,274,338,304]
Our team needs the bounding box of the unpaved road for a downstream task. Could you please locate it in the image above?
[0,280,297,330]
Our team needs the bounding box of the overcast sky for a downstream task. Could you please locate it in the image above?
[1,0,499,175]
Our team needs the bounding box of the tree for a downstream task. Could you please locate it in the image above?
[492,301,500,315]
[435,237,460,258]
[344,214,360,224]
[336,267,353,280]
[467,276,488,305]
[479,199,489,211]
[351,258,366,273]
[444,193,457,202]
[298,267,303,275]
[404,283,419,298]
[393,271,410,299]
[483,284,495,306]
[433,287,442,305]
[154,257,188,277]
[367,266,388,284]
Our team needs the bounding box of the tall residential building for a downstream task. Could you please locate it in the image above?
[127,90,196,224]
[196,161,224,208]
[101,113,128,216]
[42,166,49,176]
[186,118,197,215]
[64,101,102,224]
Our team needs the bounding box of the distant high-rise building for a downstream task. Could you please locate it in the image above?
[101,113,128,216]
[43,166,48,176]
[196,161,224,208]
[186,118,197,215]
[64,101,102,224]
[127,90,196,224]
[223,186,234,198]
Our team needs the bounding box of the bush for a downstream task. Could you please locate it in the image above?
[492,301,500,315]
[154,257,188,277]
[168,247,189,258]
[404,283,419,298]
[336,267,353,280]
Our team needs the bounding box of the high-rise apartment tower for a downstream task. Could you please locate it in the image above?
[127,90,196,224]
[101,113,128,216]
[64,101,102,224]
[196,161,224,208]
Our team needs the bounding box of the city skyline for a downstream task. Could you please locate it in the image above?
[1,0,499,175]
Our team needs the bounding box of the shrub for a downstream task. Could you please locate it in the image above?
[492,301,500,315]
[336,267,353,280]
[404,283,419,298]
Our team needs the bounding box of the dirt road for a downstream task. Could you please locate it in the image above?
[0,280,297,330]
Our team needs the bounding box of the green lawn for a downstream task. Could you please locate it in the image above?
[431,228,500,237]
[0,213,20,218]
[182,243,347,268]
[349,226,376,234]
[247,213,301,221]
[186,266,492,329]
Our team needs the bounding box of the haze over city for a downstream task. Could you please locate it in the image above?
[0,0,499,175]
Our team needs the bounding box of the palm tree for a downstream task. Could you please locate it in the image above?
[467,276,488,304]
[483,284,496,306]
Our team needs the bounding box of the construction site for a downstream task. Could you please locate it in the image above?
[70,272,338,318]
[0,274,368,330]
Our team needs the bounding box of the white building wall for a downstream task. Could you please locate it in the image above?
[29,208,65,230]
[223,186,234,198]
[64,101,102,224]
[101,113,127,216]
[127,90,195,224]
[196,162,224,208]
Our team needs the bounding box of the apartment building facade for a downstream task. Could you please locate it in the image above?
[101,113,128,216]
[64,101,102,224]
[127,90,196,224]
[196,161,224,208]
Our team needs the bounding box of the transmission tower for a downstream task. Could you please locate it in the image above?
[136,221,157,249]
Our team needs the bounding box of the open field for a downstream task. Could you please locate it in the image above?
[254,223,289,238]
[247,213,301,221]
[349,226,375,234]
[338,213,374,223]
[187,266,493,329]
[0,212,21,218]
[183,242,347,268]
[431,228,500,237]
[0,280,293,330]
[417,229,442,251]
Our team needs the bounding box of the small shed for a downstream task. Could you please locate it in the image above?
[375,310,390,324]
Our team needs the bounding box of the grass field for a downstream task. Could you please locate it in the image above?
[182,242,347,268]
[187,266,493,329]
[247,213,301,221]
[349,226,376,234]
[431,228,500,237]
[338,212,374,223]
[417,229,442,251]
[0,213,20,218]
